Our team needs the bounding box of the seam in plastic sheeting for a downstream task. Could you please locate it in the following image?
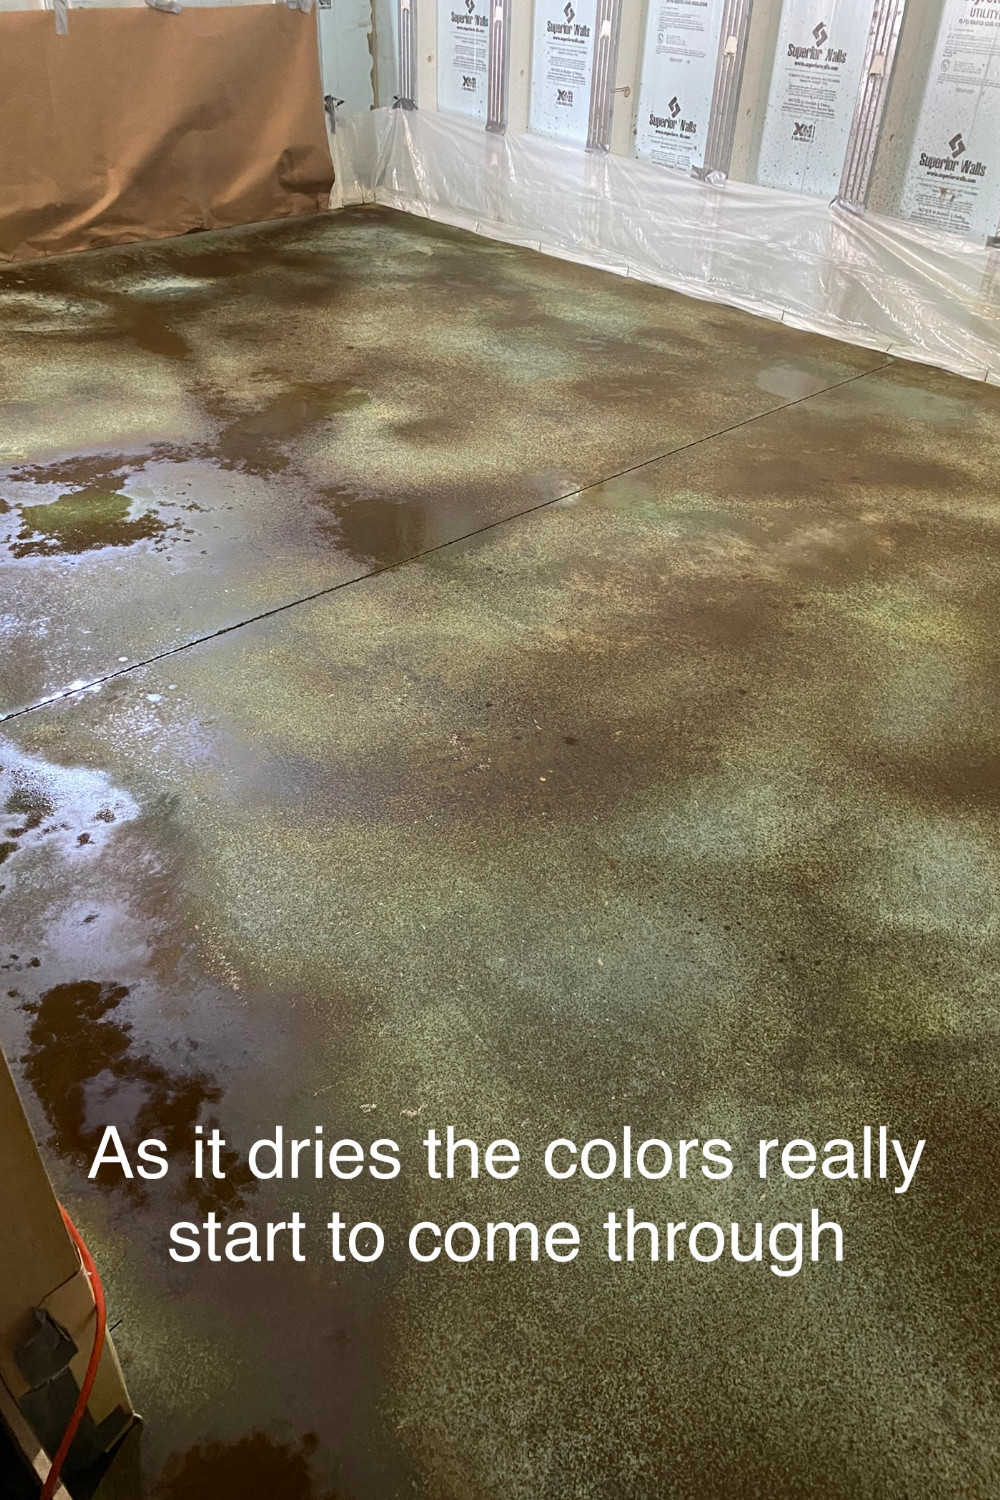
[329,105,1000,385]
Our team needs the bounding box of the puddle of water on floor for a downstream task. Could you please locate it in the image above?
[11,488,166,558]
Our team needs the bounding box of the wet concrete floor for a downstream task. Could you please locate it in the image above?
[1,207,998,1498]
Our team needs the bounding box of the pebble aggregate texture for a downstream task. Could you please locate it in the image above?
[1,206,998,1500]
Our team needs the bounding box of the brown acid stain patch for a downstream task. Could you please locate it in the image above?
[391,414,470,445]
[0,257,193,363]
[4,783,55,835]
[152,1432,333,1500]
[1,211,997,1500]
[20,980,253,1213]
[313,487,428,568]
[116,300,191,363]
[716,442,971,506]
[1,783,56,878]
[6,453,154,490]
[81,296,193,363]
[158,247,260,281]
[0,207,892,635]
[208,382,369,477]
[2,381,371,499]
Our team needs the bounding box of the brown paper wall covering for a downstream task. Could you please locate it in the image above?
[0,5,335,262]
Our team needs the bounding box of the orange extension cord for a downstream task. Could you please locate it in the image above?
[39,1206,107,1500]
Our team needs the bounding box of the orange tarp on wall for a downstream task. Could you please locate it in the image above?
[0,5,334,262]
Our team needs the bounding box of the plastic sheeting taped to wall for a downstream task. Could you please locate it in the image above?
[755,0,877,198]
[332,104,1000,381]
[0,5,333,261]
[530,0,598,142]
[898,0,1000,241]
[438,0,490,117]
[634,0,725,173]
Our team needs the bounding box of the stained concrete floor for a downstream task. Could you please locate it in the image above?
[1,206,998,1499]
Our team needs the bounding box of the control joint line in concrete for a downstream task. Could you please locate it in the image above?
[0,358,893,726]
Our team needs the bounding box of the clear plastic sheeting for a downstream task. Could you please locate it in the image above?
[331,106,1000,383]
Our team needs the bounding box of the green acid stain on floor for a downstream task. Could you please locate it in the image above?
[11,486,165,557]
[0,206,890,718]
[1,209,1000,1500]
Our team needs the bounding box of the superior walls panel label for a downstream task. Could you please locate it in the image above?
[899,0,1000,241]
[530,0,598,143]
[634,0,725,172]
[755,0,876,197]
[439,0,491,118]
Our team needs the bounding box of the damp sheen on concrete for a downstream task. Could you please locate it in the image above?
[0,740,136,870]
[9,488,166,557]
[0,204,894,720]
[1,209,1000,1500]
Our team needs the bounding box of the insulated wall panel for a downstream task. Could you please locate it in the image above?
[347,106,1000,382]
[634,0,725,172]
[0,6,334,262]
[898,0,1000,240]
[438,0,491,116]
[755,0,877,197]
[530,0,599,142]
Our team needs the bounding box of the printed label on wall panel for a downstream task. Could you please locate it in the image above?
[899,0,1000,241]
[634,0,725,172]
[530,0,598,144]
[439,0,490,118]
[755,0,875,198]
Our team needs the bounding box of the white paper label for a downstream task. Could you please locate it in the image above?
[899,0,1000,241]
[634,0,725,173]
[529,0,599,144]
[438,0,491,118]
[755,0,876,198]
